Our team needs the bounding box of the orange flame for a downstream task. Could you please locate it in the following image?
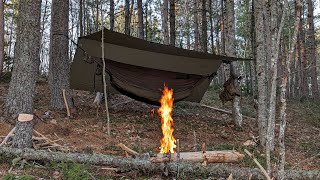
[158,84,176,154]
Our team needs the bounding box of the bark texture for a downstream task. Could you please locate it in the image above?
[49,0,72,110]
[306,0,319,99]
[5,0,41,120]
[169,0,175,46]
[137,0,144,39]
[79,0,83,36]
[201,0,207,52]
[124,0,130,35]
[254,0,268,146]
[225,0,242,128]
[0,0,4,76]
[162,0,169,45]
[12,118,34,149]
[110,0,115,31]
[193,0,199,51]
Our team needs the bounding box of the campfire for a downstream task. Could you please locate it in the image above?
[158,84,176,154]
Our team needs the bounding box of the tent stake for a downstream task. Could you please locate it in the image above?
[101,27,111,136]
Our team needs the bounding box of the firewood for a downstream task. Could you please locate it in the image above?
[150,150,244,163]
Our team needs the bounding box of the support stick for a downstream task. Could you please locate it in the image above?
[101,27,111,135]
[62,89,71,117]
[244,149,271,180]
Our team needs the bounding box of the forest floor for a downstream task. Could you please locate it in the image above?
[0,81,319,179]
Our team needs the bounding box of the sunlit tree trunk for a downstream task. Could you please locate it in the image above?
[306,0,319,99]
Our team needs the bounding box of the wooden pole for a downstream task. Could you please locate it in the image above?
[62,89,71,117]
[101,27,111,135]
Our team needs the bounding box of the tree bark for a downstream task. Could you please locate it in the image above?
[169,0,175,46]
[254,0,268,146]
[110,0,115,31]
[306,0,319,99]
[225,0,242,128]
[193,0,199,51]
[278,1,300,179]
[12,114,35,148]
[4,0,41,120]
[137,0,144,39]
[162,0,169,45]
[201,0,207,52]
[0,0,4,76]
[79,0,84,36]
[266,0,287,174]
[209,0,215,54]
[124,0,130,35]
[49,0,72,110]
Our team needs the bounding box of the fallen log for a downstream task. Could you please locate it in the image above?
[0,147,319,179]
[150,151,244,163]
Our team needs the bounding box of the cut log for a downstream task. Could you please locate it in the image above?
[150,150,244,163]
[12,114,34,148]
[0,147,319,179]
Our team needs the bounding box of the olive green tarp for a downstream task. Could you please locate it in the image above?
[70,28,250,105]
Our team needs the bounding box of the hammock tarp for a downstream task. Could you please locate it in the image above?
[70,28,250,105]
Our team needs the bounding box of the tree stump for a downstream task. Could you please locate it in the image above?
[12,114,34,148]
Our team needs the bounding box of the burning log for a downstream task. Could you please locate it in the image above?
[150,150,244,163]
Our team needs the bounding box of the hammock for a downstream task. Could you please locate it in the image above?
[70,28,250,105]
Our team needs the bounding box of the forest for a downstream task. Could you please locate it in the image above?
[0,0,319,179]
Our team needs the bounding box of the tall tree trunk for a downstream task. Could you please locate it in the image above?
[49,0,72,110]
[225,0,242,128]
[96,0,99,30]
[193,0,199,51]
[254,0,268,146]
[201,0,207,52]
[209,0,215,54]
[137,0,144,39]
[124,0,130,35]
[266,0,287,174]
[306,0,319,99]
[110,0,115,31]
[278,1,299,179]
[79,0,84,36]
[162,0,169,44]
[0,0,4,76]
[169,0,175,46]
[5,0,41,120]
[300,25,308,98]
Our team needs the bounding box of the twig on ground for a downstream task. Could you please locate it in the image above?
[0,127,16,147]
[117,143,139,156]
[200,104,255,119]
[244,149,271,180]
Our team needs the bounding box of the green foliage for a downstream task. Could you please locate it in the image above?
[3,174,34,180]
[61,163,91,180]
